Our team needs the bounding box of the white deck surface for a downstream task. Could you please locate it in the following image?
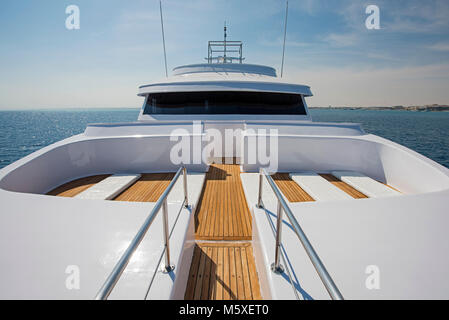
[241,173,329,300]
[75,174,141,200]
[241,173,449,300]
[332,171,400,198]
[0,173,205,300]
[290,172,353,201]
[109,173,205,300]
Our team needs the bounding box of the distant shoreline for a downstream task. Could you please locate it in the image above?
[310,105,449,112]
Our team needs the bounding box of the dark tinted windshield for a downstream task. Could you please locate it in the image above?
[143,91,307,115]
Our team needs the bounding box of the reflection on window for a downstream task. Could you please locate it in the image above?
[143,91,307,115]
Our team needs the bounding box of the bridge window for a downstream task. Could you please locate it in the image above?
[143,91,307,115]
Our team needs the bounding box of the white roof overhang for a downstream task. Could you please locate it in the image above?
[138,80,313,97]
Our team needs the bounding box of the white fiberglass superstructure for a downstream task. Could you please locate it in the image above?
[0,38,449,300]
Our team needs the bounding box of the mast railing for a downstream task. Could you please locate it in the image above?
[257,168,344,300]
[206,25,244,64]
[95,167,189,300]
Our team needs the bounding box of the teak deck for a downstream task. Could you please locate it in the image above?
[272,173,372,201]
[113,173,175,202]
[319,174,368,199]
[48,168,388,301]
[194,163,252,241]
[184,242,262,300]
[48,171,382,202]
[186,162,263,300]
[47,175,110,197]
[272,173,315,202]
[48,173,175,201]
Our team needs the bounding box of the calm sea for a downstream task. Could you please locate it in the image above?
[0,108,447,169]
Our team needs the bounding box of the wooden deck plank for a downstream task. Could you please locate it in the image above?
[185,243,261,301]
[319,174,368,199]
[193,246,208,300]
[184,245,202,300]
[223,165,229,239]
[222,247,231,300]
[228,167,236,239]
[229,247,238,300]
[240,246,253,300]
[208,167,219,238]
[209,247,218,300]
[195,163,252,241]
[196,242,251,247]
[47,175,110,197]
[234,247,245,300]
[237,173,252,237]
[218,166,224,239]
[201,246,213,300]
[246,246,262,300]
[233,165,245,237]
[199,175,213,238]
[228,168,234,238]
[210,166,221,238]
[216,247,224,300]
[272,173,315,202]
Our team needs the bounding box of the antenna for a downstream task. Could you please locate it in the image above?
[224,22,227,62]
[281,0,289,78]
[159,0,168,77]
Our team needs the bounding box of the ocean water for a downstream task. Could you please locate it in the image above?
[310,109,449,169]
[0,108,447,169]
[0,109,139,169]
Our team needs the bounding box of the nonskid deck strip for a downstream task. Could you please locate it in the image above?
[184,242,262,300]
[194,163,252,241]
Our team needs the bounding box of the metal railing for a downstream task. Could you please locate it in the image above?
[257,169,344,300]
[95,167,189,300]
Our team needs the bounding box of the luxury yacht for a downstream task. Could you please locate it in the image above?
[1,38,448,301]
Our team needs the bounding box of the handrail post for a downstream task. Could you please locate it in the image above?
[162,198,174,273]
[257,169,263,208]
[183,167,189,208]
[271,200,285,274]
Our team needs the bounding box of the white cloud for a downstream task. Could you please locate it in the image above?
[429,43,449,52]
[323,33,359,47]
[259,34,311,48]
[382,0,449,33]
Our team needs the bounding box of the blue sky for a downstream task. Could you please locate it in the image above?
[1,0,449,109]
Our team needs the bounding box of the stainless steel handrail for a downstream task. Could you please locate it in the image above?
[95,167,189,300]
[257,168,344,300]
